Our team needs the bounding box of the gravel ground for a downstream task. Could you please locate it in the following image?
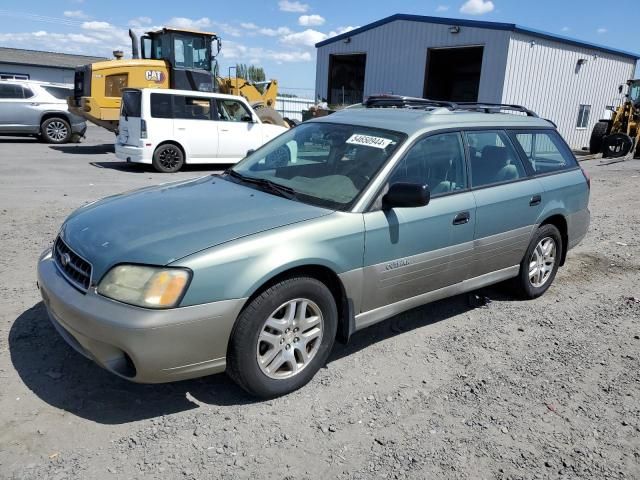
[0,127,639,479]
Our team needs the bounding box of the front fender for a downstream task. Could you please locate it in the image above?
[173,212,365,306]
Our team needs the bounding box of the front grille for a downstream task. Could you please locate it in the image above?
[53,236,92,292]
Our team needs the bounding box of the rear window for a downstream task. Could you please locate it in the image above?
[121,90,141,118]
[510,130,577,175]
[43,86,72,99]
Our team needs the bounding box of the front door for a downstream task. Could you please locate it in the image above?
[214,98,263,161]
[361,131,476,314]
[465,130,544,278]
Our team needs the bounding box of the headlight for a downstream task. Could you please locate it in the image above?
[97,265,191,309]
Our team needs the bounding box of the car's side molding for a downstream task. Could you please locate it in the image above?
[353,265,520,331]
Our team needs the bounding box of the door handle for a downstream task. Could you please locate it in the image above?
[177,127,186,130]
[30,102,40,106]
[529,194,542,206]
[453,211,470,225]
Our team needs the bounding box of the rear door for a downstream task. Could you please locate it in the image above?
[361,131,476,314]
[214,98,264,161]
[172,94,218,161]
[117,89,143,146]
[465,130,544,278]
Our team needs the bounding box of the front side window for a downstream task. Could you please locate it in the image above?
[216,99,252,122]
[388,132,467,196]
[466,130,527,188]
[511,130,577,175]
[105,73,128,98]
[230,122,405,210]
[576,104,591,128]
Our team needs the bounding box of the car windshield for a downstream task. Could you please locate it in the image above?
[229,122,405,210]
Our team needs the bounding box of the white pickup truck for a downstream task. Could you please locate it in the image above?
[115,88,288,172]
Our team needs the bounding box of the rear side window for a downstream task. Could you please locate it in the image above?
[43,86,72,99]
[150,93,173,118]
[173,96,213,120]
[0,83,32,99]
[121,90,141,118]
[510,130,577,175]
[466,131,527,188]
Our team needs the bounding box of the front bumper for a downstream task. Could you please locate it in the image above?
[37,251,246,383]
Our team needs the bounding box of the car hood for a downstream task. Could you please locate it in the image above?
[60,175,332,282]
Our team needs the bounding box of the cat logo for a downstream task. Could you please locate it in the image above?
[144,70,165,83]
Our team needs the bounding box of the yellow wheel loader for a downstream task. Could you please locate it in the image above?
[590,79,640,158]
[69,28,288,133]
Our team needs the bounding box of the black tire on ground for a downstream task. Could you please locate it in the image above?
[589,120,610,154]
[152,143,184,173]
[40,117,72,144]
[253,105,287,127]
[602,133,634,159]
[226,277,338,398]
[513,224,563,300]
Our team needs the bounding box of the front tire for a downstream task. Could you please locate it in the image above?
[589,120,610,154]
[514,224,563,299]
[152,144,184,173]
[41,117,71,144]
[227,277,337,398]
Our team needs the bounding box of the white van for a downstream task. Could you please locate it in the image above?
[115,88,288,172]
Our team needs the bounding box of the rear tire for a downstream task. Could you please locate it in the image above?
[589,120,610,154]
[152,143,184,173]
[41,117,71,144]
[513,224,563,299]
[602,133,633,158]
[227,277,337,398]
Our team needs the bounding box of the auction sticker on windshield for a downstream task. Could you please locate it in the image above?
[346,134,394,149]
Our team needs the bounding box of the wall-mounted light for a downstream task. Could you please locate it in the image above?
[529,40,536,47]
[593,54,599,60]
[343,37,351,44]
[449,26,460,34]
[577,58,588,66]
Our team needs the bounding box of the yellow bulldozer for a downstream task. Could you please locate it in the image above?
[69,27,288,133]
[590,79,640,158]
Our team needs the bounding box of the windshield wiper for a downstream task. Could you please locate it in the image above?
[224,170,298,200]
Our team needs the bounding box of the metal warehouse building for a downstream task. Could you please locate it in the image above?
[315,14,639,148]
[0,47,105,85]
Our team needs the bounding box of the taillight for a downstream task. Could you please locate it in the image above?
[140,119,147,139]
[580,165,590,189]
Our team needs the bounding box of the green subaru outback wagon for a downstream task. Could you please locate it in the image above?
[38,96,590,397]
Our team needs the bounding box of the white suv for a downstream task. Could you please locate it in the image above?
[116,88,288,172]
[0,80,87,143]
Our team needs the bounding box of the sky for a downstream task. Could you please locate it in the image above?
[0,0,636,98]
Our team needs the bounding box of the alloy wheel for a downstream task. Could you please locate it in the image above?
[528,237,557,288]
[158,147,181,170]
[256,298,323,379]
[46,121,68,142]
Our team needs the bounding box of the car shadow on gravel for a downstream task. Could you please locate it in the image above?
[88,161,231,174]
[10,287,511,424]
[49,144,115,155]
[9,302,259,425]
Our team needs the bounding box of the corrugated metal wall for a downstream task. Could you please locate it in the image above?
[0,63,75,84]
[315,20,511,103]
[502,33,636,148]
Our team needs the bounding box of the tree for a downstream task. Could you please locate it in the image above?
[235,64,266,82]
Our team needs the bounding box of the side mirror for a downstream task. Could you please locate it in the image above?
[246,149,255,157]
[382,183,430,209]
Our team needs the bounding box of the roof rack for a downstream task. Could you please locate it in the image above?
[363,95,538,117]
[364,95,457,110]
[452,102,538,117]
